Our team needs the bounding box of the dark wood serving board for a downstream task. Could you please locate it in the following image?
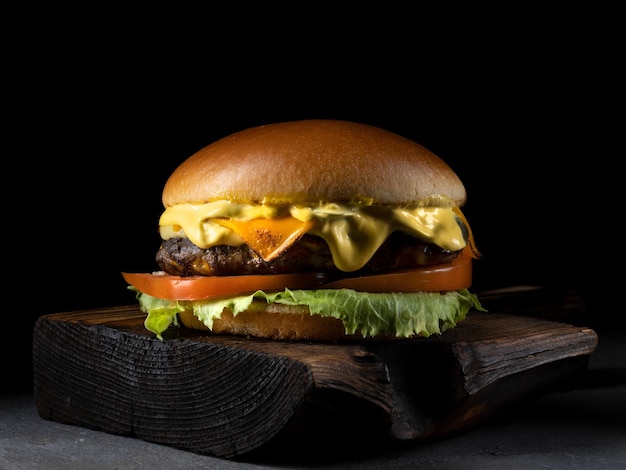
[32,290,597,459]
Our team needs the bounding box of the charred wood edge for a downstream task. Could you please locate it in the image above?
[33,315,316,458]
[366,311,598,440]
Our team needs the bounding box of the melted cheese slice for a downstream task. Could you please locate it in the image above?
[212,217,316,261]
[159,200,468,272]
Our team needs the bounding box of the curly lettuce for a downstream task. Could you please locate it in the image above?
[130,287,485,340]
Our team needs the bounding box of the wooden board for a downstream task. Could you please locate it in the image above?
[32,299,597,459]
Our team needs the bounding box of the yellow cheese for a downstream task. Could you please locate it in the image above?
[212,217,316,261]
[159,200,468,272]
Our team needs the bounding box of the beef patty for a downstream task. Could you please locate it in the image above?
[156,232,461,277]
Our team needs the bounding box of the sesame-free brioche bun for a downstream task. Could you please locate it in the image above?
[162,119,466,207]
[178,304,360,342]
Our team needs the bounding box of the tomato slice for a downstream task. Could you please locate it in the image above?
[123,247,474,300]
[318,245,473,293]
[319,260,472,293]
[122,271,331,300]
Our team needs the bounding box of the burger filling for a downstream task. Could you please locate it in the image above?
[157,198,471,275]
[156,232,462,277]
[130,198,483,340]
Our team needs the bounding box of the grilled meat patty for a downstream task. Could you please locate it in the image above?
[156,232,460,277]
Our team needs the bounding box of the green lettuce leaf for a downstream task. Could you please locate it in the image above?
[130,286,485,340]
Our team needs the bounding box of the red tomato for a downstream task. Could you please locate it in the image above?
[319,260,472,292]
[122,271,331,300]
[123,247,474,300]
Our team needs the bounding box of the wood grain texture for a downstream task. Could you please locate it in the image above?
[32,301,597,459]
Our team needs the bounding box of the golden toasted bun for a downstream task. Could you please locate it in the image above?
[178,303,362,342]
[162,119,466,207]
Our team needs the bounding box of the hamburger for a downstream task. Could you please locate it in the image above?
[123,119,483,341]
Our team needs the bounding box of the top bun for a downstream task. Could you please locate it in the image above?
[162,120,466,207]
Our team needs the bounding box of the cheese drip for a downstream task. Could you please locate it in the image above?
[159,200,467,272]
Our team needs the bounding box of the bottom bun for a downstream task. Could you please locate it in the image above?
[177,302,365,341]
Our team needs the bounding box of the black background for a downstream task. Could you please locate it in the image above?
[5,12,619,393]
